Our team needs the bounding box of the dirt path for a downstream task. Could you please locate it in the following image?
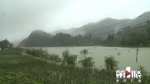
[21,52,90,68]
[22,52,50,62]
[21,52,62,65]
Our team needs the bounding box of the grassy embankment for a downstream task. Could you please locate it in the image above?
[0,48,150,84]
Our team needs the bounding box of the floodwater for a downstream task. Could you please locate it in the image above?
[28,46,150,72]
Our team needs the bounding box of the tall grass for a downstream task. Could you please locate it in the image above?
[0,47,23,55]
[0,48,150,84]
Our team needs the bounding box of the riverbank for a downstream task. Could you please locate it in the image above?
[19,47,150,71]
[20,45,150,48]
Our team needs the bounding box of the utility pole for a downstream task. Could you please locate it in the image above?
[136,45,139,62]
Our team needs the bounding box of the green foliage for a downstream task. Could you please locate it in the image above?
[19,32,104,47]
[106,34,115,44]
[18,24,150,47]
[138,66,150,83]
[62,49,70,58]
[48,54,62,63]
[0,48,22,55]
[62,49,77,66]
[0,69,40,84]
[115,24,150,46]
[25,48,49,57]
[79,49,95,68]
[24,30,51,47]
[80,49,88,58]
[24,48,62,64]
[104,56,118,71]
[0,48,150,84]
[79,57,95,68]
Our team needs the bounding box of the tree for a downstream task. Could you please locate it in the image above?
[62,49,76,66]
[93,37,103,45]
[89,34,92,39]
[66,55,77,66]
[48,54,62,64]
[104,56,118,71]
[79,57,95,68]
[116,25,150,46]
[79,49,95,68]
[147,26,150,40]
[80,49,88,58]
[106,34,115,45]
[62,49,70,65]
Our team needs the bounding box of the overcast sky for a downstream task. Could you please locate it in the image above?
[0,0,150,42]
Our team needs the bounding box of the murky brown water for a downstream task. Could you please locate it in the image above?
[28,46,150,72]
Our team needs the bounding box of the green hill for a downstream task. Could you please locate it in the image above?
[19,12,150,47]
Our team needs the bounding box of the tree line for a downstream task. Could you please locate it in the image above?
[24,24,150,47]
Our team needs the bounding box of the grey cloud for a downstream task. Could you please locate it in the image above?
[0,0,150,43]
[0,0,72,42]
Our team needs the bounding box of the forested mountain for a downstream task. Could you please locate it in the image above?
[51,11,150,39]
[19,12,150,47]
[50,28,84,36]
[109,23,150,47]
[19,23,150,47]
[18,38,27,47]
[19,30,53,47]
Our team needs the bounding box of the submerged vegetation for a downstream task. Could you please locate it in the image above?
[0,48,150,84]
[79,49,95,68]
[105,56,118,71]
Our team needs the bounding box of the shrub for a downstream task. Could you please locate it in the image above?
[80,49,88,58]
[104,56,118,71]
[48,54,62,63]
[62,49,77,66]
[79,57,95,68]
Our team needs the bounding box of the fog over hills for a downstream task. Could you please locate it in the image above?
[1,0,150,47]
[50,11,150,39]
[50,28,85,36]
[19,30,52,47]
[18,11,150,47]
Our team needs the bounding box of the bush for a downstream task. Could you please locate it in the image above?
[48,54,62,63]
[62,49,77,66]
[104,56,118,71]
[79,57,95,68]
[79,49,95,68]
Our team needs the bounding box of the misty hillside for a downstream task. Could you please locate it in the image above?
[19,23,150,47]
[50,28,84,36]
[19,11,150,47]
[51,11,150,39]
[18,38,28,47]
[19,30,53,47]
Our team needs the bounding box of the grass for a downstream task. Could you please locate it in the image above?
[0,49,22,55]
[0,48,150,84]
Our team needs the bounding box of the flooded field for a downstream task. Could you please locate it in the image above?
[28,46,150,72]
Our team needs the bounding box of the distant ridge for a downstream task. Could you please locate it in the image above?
[19,11,150,47]
[50,11,150,38]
